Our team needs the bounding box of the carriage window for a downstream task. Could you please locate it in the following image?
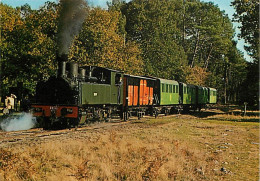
[176,85,179,93]
[162,84,165,92]
[173,85,175,93]
[166,84,169,93]
[115,73,122,85]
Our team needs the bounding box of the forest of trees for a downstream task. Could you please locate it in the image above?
[0,0,259,108]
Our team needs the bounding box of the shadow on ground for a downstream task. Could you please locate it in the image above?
[186,106,259,123]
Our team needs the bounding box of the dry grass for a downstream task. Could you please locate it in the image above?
[0,112,259,181]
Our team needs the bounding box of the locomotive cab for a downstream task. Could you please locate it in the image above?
[79,66,124,106]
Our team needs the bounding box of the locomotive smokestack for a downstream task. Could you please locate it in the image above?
[57,54,68,77]
[57,0,88,57]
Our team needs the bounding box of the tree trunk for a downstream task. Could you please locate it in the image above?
[190,30,200,68]
[204,43,213,69]
[182,1,186,47]
[224,62,229,104]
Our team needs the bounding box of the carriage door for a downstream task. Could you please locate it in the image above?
[115,73,123,104]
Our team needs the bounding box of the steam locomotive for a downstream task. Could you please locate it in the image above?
[31,56,217,129]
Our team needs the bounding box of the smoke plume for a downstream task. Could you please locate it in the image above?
[57,0,88,56]
[0,113,36,132]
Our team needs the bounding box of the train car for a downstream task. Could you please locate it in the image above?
[123,74,156,119]
[196,86,209,110]
[197,86,209,104]
[208,88,217,104]
[179,83,196,105]
[154,78,180,114]
[157,78,179,106]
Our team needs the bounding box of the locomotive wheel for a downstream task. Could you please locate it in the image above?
[68,118,80,128]
[93,109,104,122]
[123,111,131,121]
[41,118,52,130]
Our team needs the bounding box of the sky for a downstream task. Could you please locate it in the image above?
[1,0,251,62]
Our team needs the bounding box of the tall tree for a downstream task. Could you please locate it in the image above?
[232,0,259,108]
[225,41,247,103]
[183,1,234,69]
[70,8,144,75]
[181,1,239,102]
[0,2,58,95]
[232,0,259,60]
[121,0,187,81]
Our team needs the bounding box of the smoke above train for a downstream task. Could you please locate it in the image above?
[57,0,88,57]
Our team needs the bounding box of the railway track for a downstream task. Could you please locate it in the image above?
[0,118,137,146]
[0,113,193,146]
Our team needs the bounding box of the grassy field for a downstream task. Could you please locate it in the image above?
[0,108,259,180]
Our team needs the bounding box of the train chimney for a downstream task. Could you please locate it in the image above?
[57,54,68,77]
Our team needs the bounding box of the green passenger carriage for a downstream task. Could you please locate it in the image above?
[179,83,196,105]
[157,78,179,105]
[208,88,217,104]
[197,86,209,105]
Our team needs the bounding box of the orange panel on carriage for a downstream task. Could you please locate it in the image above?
[128,85,133,106]
[124,74,156,107]
[139,80,144,105]
[143,80,148,105]
[133,86,139,106]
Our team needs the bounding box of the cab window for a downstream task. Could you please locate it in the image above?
[115,73,122,85]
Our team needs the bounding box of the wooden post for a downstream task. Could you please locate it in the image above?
[244,102,248,116]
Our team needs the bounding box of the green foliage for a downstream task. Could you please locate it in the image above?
[1,2,58,95]
[70,8,144,75]
[239,61,259,108]
[232,0,259,107]
[232,0,259,61]
[0,0,252,105]
[225,41,247,103]
[121,0,187,81]
[183,2,234,68]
